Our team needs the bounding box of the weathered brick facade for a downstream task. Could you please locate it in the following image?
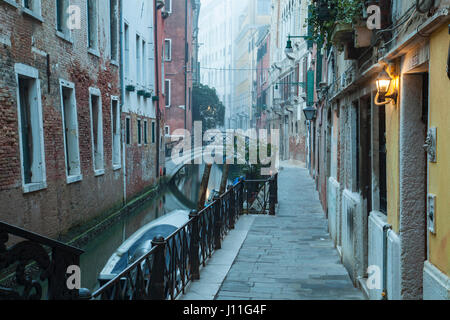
[0,0,122,238]
[164,0,194,136]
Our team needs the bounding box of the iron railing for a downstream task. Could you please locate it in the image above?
[0,222,85,300]
[91,174,277,300]
[0,173,277,301]
[243,173,278,215]
[90,180,246,300]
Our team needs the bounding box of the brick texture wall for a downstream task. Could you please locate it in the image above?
[0,0,123,238]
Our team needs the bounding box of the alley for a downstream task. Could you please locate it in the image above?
[214,163,365,300]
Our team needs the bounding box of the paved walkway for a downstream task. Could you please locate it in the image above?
[215,164,365,300]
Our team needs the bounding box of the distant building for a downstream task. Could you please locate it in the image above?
[164,0,200,147]
[121,0,161,200]
[198,0,241,130]
[232,0,271,130]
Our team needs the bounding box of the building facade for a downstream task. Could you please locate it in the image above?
[163,0,200,142]
[305,0,450,300]
[0,0,122,238]
[198,0,239,130]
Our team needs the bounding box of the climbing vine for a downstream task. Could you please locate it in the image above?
[306,0,365,45]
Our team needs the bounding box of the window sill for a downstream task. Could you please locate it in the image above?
[94,169,105,177]
[3,0,19,9]
[67,174,83,184]
[88,48,100,58]
[23,182,47,194]
[22,8,43,23]
[56,31,73,44]
[113,164,122,171]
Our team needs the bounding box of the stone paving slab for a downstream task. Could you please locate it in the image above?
[215,164,365,300]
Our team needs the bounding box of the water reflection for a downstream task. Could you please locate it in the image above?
[79,164,227,291]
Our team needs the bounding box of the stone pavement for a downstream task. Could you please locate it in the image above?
[214,163,365,300]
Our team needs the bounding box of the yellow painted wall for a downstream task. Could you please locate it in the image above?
[428,25,450,276]
[386,97,400,233]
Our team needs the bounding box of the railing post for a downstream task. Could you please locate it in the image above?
[188,210,200,281]
[149,236,166,300]
[228,185,236,230]
[269,176,276,216]
[213,197,222,250]
[275,173,278,204]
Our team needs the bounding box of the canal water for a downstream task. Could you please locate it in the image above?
[79,164,236,291]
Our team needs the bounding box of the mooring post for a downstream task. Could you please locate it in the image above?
[189,209,200,280]
[149,236,167,300]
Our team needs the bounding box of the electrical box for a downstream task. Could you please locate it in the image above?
[428,194,437,234]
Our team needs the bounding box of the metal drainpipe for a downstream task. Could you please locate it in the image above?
[184,0,188,130]
[119,0,126,205]
[154,0,161,178]
[382,224,392,300]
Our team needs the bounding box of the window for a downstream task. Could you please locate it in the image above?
[144,120,148,145]
[165,79,171,107]
[142,40,147,87]
[87,0,98,51]
[15,63,46,193]
[110,0,118,61]
[89,88,104,175]
[56,0,71,40]
[111,97,121,168]
[124,23,130,78]
[22,0,42,19]
[137,119,142,145]
[164,0,172,13]
[165,125,170,136]
[151,121,155,144]
[60,80,81,183]
[136,34,141,84]
[164,39,172,61]
[125,117,131,145]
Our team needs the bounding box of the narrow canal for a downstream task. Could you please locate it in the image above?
[79,164,237,292]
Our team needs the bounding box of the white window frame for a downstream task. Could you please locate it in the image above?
[111,96,121,170]
[164,0,172,14]
[125,116,131,145]
[136,34,141,85]
[87,0,99,55]
[165,79,171,107]
[109,0,119,63]
[59,79,82,184]
[164,39,172,61]
[123,21,130,80]
[137,118,142,146]
[165,125,170,137]
[22,0,43,22]
[151,120,156,144]
[89,87,104,176]
[15,63,47,193]
[144,120,148,145]
[55,0,73,43]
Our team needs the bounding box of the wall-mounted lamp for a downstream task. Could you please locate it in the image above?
[375,69,398,105]
[285,35,308,55]
[303,106,317,121]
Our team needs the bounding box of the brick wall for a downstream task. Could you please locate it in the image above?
[0,0,122,238]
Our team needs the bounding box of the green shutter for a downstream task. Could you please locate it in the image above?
[316,52,322,87]
[307,70,315,106]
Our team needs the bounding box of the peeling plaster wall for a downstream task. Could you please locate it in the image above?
[398,72,427,300]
